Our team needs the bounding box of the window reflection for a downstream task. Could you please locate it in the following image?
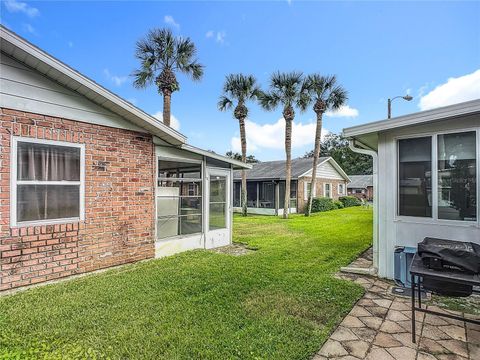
[438,131,477,221]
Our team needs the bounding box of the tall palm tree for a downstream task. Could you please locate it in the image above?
[132,28,204,127]
[304,74,348,216]
[218,74,261,217]
[259,71,309,219]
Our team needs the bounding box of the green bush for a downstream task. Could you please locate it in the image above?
[334,200,344,209]
[311,197,336,213]
[339,196,361,207]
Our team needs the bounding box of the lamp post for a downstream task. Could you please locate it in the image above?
[388,95,413,118]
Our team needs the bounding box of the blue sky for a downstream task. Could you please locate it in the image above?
[1,0,479,161]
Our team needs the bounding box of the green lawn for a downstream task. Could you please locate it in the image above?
[0,207,372,360]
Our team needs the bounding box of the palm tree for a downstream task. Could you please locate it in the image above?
[218,74,261,217]
[304,74,348,216]
[259,71,309,219]
[132,28,204,127]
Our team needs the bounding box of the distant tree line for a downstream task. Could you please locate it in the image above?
[225,151,259,163]
[303,133,372,175]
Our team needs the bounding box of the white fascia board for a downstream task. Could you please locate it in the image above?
[343,99,480,138]
[180,143,252,169]
[0,25,186,145]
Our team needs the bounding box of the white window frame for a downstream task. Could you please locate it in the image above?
[324,183,332,198]
[10,136,85,227]
[338,183,345,195]
[304,181,316,200]
[395,127,479,226]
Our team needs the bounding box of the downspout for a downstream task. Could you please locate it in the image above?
[348,139,379,272]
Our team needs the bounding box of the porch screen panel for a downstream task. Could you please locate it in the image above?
[279,180,297,208]
[157,160,202,240]
[259,182,275,209]
[398,137,432,217]
[233,182,241,207]
[209,175,227,230]
[437,131,477,221]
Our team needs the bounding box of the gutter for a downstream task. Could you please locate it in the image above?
[348,139,379,271]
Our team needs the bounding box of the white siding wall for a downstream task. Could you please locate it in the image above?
[302,160,345,180]
[0,53,144,132]
[377,115,480,279]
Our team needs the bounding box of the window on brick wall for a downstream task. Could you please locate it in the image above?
[12,137,85,226]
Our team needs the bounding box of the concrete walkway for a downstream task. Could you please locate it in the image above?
[314,254,480,359]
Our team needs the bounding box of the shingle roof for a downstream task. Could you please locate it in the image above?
[233,157,329,180]
[347,175,373,189]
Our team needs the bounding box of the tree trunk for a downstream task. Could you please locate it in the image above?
[284,117,293,219]
[162,90,172,127]
[239,117,248,217]
[306,111,323,216]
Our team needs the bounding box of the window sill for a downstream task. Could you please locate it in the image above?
[12,217,83,228]
[394,216,479,228]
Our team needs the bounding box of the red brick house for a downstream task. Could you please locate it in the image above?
[233,157,350,215]
[347,175,373,201]
[0,26,249,291]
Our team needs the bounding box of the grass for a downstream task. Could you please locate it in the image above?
[0,207,372,360]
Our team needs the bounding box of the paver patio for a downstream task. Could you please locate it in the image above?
[314,250,480,360]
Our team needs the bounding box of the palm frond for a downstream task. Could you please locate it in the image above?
[306,73,348,112]
[218,96,234,111]
[327,85,348,111]
[132,27,204,92]
[258,90,280,111]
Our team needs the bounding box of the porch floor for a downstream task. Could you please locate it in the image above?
[314,252,480,360]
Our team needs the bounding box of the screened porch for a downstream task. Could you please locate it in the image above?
[233,180,297,215]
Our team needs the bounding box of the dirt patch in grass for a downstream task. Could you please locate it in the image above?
[210,243,255,256]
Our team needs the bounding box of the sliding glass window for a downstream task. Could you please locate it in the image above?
[156,160,202,240]
[437,131,477,221]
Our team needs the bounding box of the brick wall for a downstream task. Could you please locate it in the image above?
[348,186,373,201]
[0,108,155,291]
[297,177,348,213]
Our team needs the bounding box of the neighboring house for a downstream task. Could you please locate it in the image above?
[0,27,250,291]
[233,157,350,215]
[343,99,480,279]
[347,175,373,201]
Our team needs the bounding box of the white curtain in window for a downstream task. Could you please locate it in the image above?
[18,142,80,181]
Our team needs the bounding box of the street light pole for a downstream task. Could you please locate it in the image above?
[387,94,413,119]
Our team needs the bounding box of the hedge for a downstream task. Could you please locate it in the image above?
[311,197,336,213]
[339,196,362,207]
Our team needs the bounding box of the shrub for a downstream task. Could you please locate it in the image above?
[333,200,344,209]
[311,197,336,213]
[339,196,361,207]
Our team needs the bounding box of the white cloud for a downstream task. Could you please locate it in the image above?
[22,23,36,35]
[230,118,329,153]
[216,31,226,44]
[67,41,74,48]
[103,69,127,87]
[164,15,180,30]
[206,30,226,44]
[325,105,359,118]
[419,69,480,111]
[153,111,181,131]
[4,0,39,17]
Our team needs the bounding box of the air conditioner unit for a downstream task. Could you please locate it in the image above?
[394,246,417,288]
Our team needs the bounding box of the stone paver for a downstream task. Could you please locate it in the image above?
[314,247,478,359]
